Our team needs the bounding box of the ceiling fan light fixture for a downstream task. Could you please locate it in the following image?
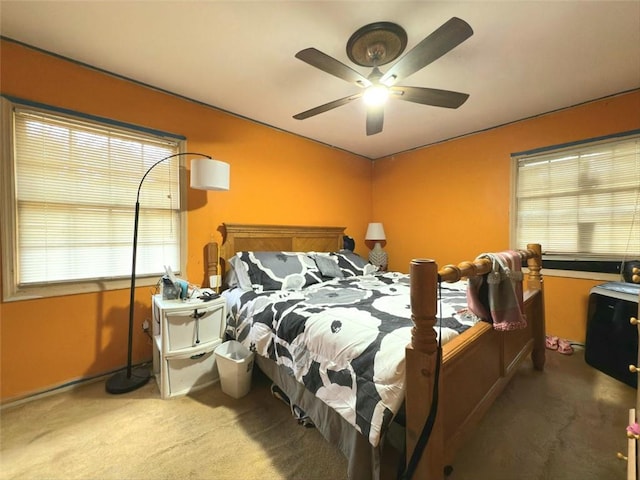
[382,74,397,87]
[363,85,389,106]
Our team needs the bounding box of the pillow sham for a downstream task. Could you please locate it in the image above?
[311,253,344,279]
[236,251,323,291]
[225,255,253,291]
[330,250,377,277]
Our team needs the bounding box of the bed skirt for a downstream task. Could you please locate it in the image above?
[256,355,397,480]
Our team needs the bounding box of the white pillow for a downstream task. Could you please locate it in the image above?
[226,255,252,290]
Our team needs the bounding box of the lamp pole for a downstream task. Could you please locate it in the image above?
[105,152,214,394]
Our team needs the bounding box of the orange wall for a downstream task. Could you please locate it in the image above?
[2,40,638,402]
[373,90,640,342]
[0,41,372,401]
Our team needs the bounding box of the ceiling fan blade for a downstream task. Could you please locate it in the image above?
[295,48,371,88]
[366,106,384,136]
[293,94,362,120]
[391,86,469,108]
[380,17,473,85]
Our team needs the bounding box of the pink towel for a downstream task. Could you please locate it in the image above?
[466,250,527,331]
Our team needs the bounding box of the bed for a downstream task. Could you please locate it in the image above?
[208,223,545,480]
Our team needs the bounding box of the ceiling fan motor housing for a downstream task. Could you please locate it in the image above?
[346,22,408,67]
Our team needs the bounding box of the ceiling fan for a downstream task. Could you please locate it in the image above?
[293,17,473,136]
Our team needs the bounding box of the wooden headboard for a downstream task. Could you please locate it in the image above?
[221,223,345,256]
[212,223,345,277]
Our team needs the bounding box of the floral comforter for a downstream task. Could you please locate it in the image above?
[223,272,478,447]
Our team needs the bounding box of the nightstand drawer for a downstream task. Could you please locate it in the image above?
[165,301,225,352]
[165,342,220,397]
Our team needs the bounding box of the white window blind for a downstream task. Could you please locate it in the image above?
[514,134,640,260]
[13,107,182,285]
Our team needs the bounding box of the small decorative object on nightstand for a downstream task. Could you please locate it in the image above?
[365,222,388,271]
[152,293,226,399]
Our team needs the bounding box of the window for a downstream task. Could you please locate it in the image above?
[1,98,187,301]
[512,132,640,277]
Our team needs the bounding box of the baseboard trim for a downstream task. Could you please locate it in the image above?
[0,361,152,409]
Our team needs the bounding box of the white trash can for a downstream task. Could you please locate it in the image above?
[215,340,255,399]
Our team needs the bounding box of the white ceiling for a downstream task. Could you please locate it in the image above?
[1,1,639,160]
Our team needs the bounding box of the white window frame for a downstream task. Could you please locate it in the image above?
[0,97,189,301]
[511,131,640,280]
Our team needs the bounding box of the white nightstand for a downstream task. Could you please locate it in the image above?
[152,294,226,399]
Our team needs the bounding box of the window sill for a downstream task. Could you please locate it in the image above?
[3,276,161,302]
[538,269,621,282]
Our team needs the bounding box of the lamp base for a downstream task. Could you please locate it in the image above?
[105,366,151,394]
[369,242,388,271]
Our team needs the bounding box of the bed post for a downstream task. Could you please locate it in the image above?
[526,243,546,371]
[205,242,219,291]
[405,258,444,480]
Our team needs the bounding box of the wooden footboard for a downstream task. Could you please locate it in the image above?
[405,244,544,479]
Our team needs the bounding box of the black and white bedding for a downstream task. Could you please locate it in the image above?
[223,259,479,448]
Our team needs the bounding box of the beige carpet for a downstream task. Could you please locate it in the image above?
[0,348,635,480]
[449,347,634,480]
[0,370,349,480]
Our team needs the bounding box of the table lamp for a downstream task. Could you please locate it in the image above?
[365,222,388,270]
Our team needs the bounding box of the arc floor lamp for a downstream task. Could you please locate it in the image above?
[106,152,230,394]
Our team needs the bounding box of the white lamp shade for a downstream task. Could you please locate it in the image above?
[190,158,230,191]
[365,222,386,241]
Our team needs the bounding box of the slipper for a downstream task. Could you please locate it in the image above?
[557,338,574,355]
[292,405,315,428]
[545,335,559,350]
[270,384,291,406]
